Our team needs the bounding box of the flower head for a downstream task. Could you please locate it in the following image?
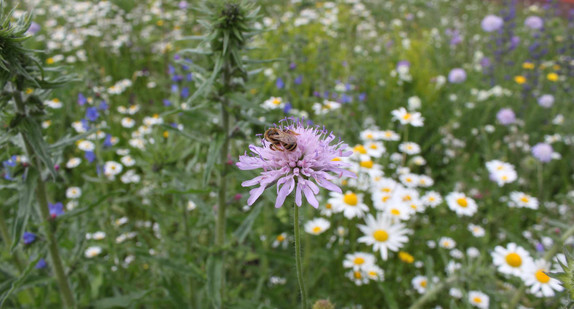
[448,68,466,84]
[358,213,410,260]
[481,15,504,32]
[524,16,544,30]
[237,119,355,208]
[531,143,553,163]
[496,108,516,126]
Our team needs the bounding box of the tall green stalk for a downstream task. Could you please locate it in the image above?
[13,89,76,308]
[293,202,308,308]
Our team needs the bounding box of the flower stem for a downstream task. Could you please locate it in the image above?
[0,210,25,271]
[293,203,308,308]
[408,276,458,309]
[13,87,76,308]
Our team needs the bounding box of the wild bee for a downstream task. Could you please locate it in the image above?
[263,128,299,151]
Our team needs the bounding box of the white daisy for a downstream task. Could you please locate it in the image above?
[522,259,563,297]
[421,191,442,208]
[358,213,410,260]
[446,192,478,217]
[66,187,82,199]
[329,191,369,219]
[272,233,288,249]
[399,173,419,188]
[439,237,456,249]
[85,246,102,258]
[468,290,489,309]
[468,224,485,237]
[346,269,369,286]
[262,96,284,110]
[417,175,434,188]
[412,275,433,294]
[391,107,424,127]
[66,157,81,168]
[509,192,539,209]
[399,142,421,155]
[92,231,106,240]
[77,140,95,152]
[120,155,136,167]
[383,201,414,221]
[360,129,382,142]
[304,218,331,235]
[103,161,123,178]
[364,141,386,158]
[121,117,136,128]
[380,130,400,141]
[343,252,376,270]
[491,243,534,277]
[363,264,384,282]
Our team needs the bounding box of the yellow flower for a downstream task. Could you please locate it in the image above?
[46,57,54,65]
[547,73,559,82]
[399,251,414,264]
[514,76,526,84]
[522,62,534,70]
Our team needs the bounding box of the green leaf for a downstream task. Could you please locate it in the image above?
[93,290,151,308]
[19,118,56,178]
[185,55,223,105]
[10,169,37,253]
[0,255,41,308]
[159,124,203,142]
[233,203,263,244]
[163,187,210,195]
[139,256,206,282]
[203,134,224,186]
[48,130,95,152]
[206,256,222,309]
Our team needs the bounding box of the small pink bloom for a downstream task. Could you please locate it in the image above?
[237,119,355,209]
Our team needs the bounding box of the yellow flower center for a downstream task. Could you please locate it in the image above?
[272,98,281,105]
[312,226,321,233]
[514,76,526,84]
[325,203,332,209]
[399,251,414,263]
[354,257,365,265]
[381,188,391,193]
[368,271,377,277]
[354,271,362,279]
[276,235,285,242]
[390,209,400,216]
[370,144,378,149]
[360,160,374,168]
[381,195,391,202]
[473,297,482,303]
[373,229,389,242]
[403,195,412,202]
[354,145,367,154]
[366,133,374,139]
[456,197,468,208]
[505,252,522,267]
[520,196,529,203]
[343,193,358,206]
[535,269,550,283]
[403,113,412,120]
[420,280,427,288]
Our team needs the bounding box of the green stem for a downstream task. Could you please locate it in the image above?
[13,86,76,308]
[0,210,25,271]
[215,61,231,305]
[294,203,308,308]
[543,224,574,262]
[537,163,543,200]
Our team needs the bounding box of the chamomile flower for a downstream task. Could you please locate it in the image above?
[343,252,376,270]
[391,107,424,127]
[491,243,533,277]
[421,191,442,208]
[412,275,431,294]
[360,129,381,142]
[363,264,384,281]
[66,187,82,199]
[85,246,102,258]
[121,117,136,128]
[329,191,369,219]
[384,201,414,221]
[364,141,386,158]
[45,98,62,109]
[509,192,539,209]
[103,161,123,178]
[468,291,489,309]
[358,213,410,260]
[312,100,341,115]
[412,156,426,166]
[446,192,478,217]
[439,237,456,249]
[468,224,485,237]
[187,200,197,211]
[522,259,563,297]
[399,173,419,188]
[120,155,136,167]
[262,96,284,110]
[380,130,400,141]
[272,233,288,249]
[66,157,81,168]
[346,269,369,286]
[304,218,331,235]
[399,142,421,155]
[78,140,95,152]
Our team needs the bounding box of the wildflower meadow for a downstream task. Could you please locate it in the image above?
[1,0,574,308]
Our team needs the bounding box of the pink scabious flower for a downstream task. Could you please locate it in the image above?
[237,119,356,209]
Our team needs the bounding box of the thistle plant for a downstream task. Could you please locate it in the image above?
[0,4,75,308]
[184,1,260,306]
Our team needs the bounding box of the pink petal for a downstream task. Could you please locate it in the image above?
[275,177,295,208]
[295,182,303,207]
[302,185,319,208]
[247,186,266,205]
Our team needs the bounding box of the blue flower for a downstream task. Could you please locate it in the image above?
[81,119,90,131]
[276,78,284,89]
[98,101,108,111]
[163,99,172,107]
[186,73,193,81]
[85,151,96,163]
[48,202,64,218]
[78,93,87,106]
[35,258,47,269]
[283,102,292,114]
[23,232,36,245]
[168,64,176,75]
[294,75,303,85]
[171,84,179,93]
[103,134,113,147]
[86,107,99,122]
[181,87,190,99]
[358,93,366,101]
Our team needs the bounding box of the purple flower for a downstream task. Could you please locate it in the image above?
[496,108,516,125]
[531,143,553,163]
[98,101,108,111]
[448,68,466,83]
[35,258,47,269]
[48,202,65,218]
[27,22,41,35]
[237,119,356,209]
[178,1,188,9]
[181,87,190,99]
[86,107,99,122]
[276,78,284,89]
[283,102,292,114]
[78,93,87,106]
[163,99,172,106]
[481,15,504,32]
[103,134,113,147]
[537,94,554,108]
[85,151,96,163]
[397,60,410,70]
[23,232,36,245]
[525,16,544,30]
[294,75,303,85]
